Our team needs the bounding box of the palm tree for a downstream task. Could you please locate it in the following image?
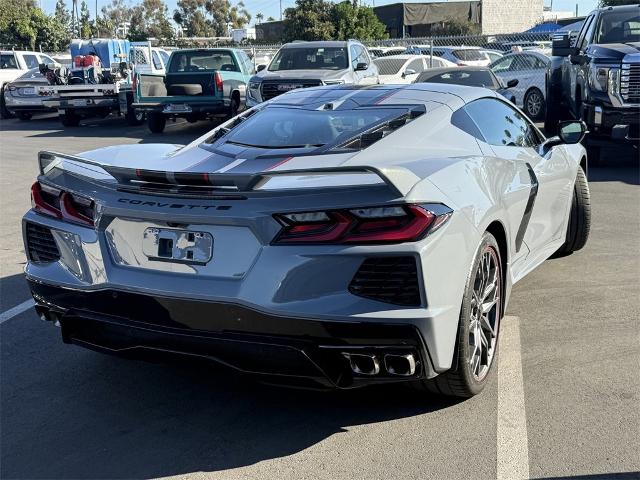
[256,12,264,24]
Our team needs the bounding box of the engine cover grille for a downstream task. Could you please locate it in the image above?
[621,63,640,104]
[260,80,322,101]
[349,256,421,306]
[26,222,60,264]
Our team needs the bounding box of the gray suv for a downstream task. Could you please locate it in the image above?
[246,40,379,106]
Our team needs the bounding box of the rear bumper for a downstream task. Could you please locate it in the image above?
[43,97,119,110]
[132,101,226,115]
[29,280,433,388]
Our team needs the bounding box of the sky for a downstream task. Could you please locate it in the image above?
[39,0,600,29]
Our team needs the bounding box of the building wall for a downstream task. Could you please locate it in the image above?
[481,0,544,35]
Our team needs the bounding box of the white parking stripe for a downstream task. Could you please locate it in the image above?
[497,315,530,480]
[0,299,35,324]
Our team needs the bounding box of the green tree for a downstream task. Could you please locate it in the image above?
[129,0,174,40]
[0,0,68,51]
[332,0,387,41]
[204,0,251,36]
[101,0,132,37]
[54,0,72,35]
[266,15,275,21]
[174,0,214,36]
[229,1,251,29]
[79,0,93,38]
[255,12,263,24]
[283,0,334,42]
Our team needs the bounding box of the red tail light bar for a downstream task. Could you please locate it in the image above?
[31,182,95,227]
[273,204,452,245]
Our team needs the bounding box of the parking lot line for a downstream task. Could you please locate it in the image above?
[497,315,529,480]
[0,299,35,324]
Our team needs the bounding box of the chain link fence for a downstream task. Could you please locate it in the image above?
[241,32,553,120]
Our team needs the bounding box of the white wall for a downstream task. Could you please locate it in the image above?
[481,0,544,35]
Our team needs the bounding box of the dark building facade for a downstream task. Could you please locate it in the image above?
[373,1,481,38]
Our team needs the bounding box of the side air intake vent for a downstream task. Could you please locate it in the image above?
[26,222,60,264]
[349,256,421,306]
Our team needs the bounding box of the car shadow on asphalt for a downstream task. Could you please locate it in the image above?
[1,114,219,146]
[0,270,463,479]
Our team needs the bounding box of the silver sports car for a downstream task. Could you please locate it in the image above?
[23,84,591,397]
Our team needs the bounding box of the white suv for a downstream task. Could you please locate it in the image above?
[246,40,379,106]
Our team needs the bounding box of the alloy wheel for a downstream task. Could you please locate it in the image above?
[526,90,542,118]
[468,246,501,381]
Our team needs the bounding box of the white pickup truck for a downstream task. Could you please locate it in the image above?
[1,50,56,118]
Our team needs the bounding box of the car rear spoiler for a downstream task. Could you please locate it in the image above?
[38,151,420,197]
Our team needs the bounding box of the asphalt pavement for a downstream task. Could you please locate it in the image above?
[1,114,638,480]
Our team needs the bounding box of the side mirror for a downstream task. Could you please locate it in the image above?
[355,62,368,71]
[551,31,577,57]
[256,64,266,72]
[506,78,519,88]
[558,120,587,144]
[569,54,589,65]
[540,120,587,154]
[402,68,416,78]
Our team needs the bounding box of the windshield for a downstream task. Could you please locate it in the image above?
[373,58,407,75]
[1,54,17,69]
[452,49,485,61]
[594,10,640,44]
[221,107,404,148]
[269,47,348,71]
[169,51,238,73]
[418,70,497,88]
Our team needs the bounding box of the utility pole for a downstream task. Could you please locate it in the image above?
[280,0,282,21]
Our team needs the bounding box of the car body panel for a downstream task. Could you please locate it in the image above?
[491,51,549,109]
[22,84,585,381]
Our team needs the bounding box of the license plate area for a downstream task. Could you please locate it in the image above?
[142,228,213,265]
[163,104,192,113]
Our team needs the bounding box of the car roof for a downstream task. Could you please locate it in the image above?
[597,4,640,13]
[1,50,42,55]
[419,66,490,74]
[266,83,496,108]
[373,54,420,61]
[500,51,550,61]
[283,41,350,48]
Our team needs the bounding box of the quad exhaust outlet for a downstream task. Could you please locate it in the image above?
[342,352,417,377]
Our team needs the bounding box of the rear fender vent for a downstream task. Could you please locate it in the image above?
[26,222,61,264]
[349,256,421,306]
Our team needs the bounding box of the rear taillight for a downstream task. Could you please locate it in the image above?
[31,181,95,227]
[273,204,451,245]
[214,72,223,92]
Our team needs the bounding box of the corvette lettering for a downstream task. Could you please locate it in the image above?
[117,198,229,210]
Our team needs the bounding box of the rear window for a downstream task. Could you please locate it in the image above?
[373,58,407,75]
[269,47,348,71]
[418,70,497,88]
[452,49,485,61]
[221,107,404,149]
[1,54,18,69]
[169,51,238,73]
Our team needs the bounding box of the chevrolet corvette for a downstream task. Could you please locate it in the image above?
[23,84,591,397]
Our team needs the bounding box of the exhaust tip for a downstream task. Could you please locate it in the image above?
[384,353,416,376]
[342,353,380,376]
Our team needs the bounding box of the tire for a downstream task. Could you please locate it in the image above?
[228,95,239,119]
[59,109,80,127]
[147,112,166,133]
[125,107,145,126]
[412,232,503,398]
[555,166,591,256]
[16,112,32,121]
[0,86,14,119]
[524,87,545,121]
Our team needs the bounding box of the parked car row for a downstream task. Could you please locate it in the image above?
[2,38,550,131]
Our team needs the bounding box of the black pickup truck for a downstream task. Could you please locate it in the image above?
[546,4,639,163]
